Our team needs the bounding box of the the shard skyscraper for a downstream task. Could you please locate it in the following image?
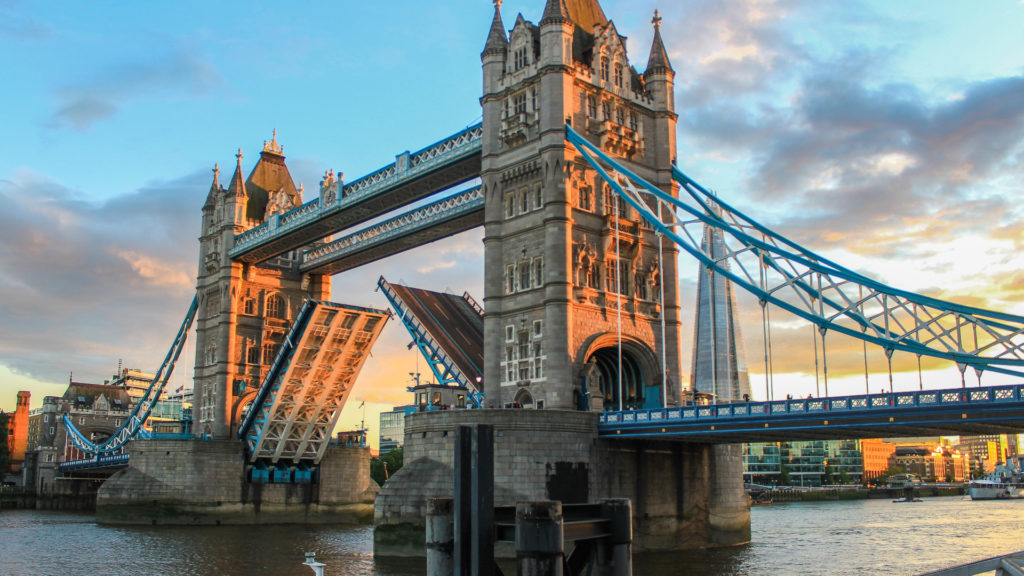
[690,222,751,402]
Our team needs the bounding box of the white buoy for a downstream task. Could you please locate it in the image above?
[303,551,326,576]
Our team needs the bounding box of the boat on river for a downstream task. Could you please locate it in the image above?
[968,464,1024,500]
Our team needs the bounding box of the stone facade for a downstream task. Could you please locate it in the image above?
[97,439,377,525]
[374,409,750,555]
[193,139,330,440]
[480,0,682,412]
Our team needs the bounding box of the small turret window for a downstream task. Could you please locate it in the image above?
[601,56,610,81]
[614,64,623,88]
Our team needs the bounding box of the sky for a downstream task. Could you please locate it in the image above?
[1,0,1022,449]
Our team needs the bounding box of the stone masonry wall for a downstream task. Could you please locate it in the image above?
[373,409,750,556]
[97,439,376,525]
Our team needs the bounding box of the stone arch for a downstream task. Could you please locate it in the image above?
[576,333,661,411]
[513,387,534,409]
[232,390,258,432]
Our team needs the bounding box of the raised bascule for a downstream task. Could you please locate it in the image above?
[67,0,1024,555]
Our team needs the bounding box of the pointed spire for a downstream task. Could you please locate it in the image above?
[227,148,246,198]
[541,0,571,25]
[204,163,221,209]
[646,10,673,75]
[482,0,508,57]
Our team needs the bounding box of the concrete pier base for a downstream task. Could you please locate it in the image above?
[373,410,750,556]
[96,439,378,525]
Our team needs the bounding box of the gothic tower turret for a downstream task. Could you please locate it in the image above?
[481,1,682,410]
[193,135,330,439]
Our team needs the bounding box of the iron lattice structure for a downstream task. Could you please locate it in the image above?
[64,295,198,456]
[566,124,1024,380]
[239,300,389,465]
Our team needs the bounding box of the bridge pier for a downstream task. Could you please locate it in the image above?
[373,410,749,556]
[96,439,378,525]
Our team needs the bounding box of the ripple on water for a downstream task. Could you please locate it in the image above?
[3,497,1023,575]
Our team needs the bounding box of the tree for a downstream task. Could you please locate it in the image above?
[838,470,851,485]
[0,411,9,474]
[779,463,791,486]
[371,447,404,487]
[823,463,835,485]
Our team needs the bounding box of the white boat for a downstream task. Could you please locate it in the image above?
[969,465,1024,500]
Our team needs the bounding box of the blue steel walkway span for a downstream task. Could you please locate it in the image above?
[599,384,1024,443]
[229,123,482,264]
[300,186,483,275]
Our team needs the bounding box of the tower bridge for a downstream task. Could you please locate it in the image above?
[69,0,1024,555]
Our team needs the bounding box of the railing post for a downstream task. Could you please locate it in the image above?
[516,501,564,576]
[426,498,454,576]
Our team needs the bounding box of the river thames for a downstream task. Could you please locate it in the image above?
[2,497,1022,575]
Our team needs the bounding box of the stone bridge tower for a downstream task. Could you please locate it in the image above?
[193,135,330,440]
[481,0,682,410]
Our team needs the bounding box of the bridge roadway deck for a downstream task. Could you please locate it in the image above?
[387,281,483,384]
[230,124,482,264]
[599,384,1024,443]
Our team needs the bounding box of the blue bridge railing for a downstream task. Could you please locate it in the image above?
[600,383,1024,427]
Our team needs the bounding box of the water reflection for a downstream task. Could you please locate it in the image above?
[2,497,1022,575]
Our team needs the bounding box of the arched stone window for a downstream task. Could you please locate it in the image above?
[514,387,535,408]
[266,294,285,319]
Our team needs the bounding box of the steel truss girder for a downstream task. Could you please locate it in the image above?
[565,124,1024,378]
[64,295,198,457]
[230,123,483,263]
[377,277,484,408]
[300,186,484,275]
[241,300,389,465]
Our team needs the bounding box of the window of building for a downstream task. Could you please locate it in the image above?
[534,359,543,379]
[629,111,638,131]
[531,87,537,112]
[518,331,530,363]
[614,63,623,88]
[506,192,515,218]
[513,91,526,115]
[533,320,543,337]
[506,325,515,342]
[506,265,515,294]
[600,55,609,81]
[206,344,217,366]
[243,299,255,315]
[456,394,466,409]
[263,343,276,365]
[514,46,528,70]
[616,106,625,125]
[520,189,528,213]
[43,414,49,422]
[587,94,597,117]
[518,261,531,291]
[602,101,611,121]
[266,294,284,319]
[578,185,591,211]
[534,184,542,209]
[533,258,543,287]
[247,345,259,365]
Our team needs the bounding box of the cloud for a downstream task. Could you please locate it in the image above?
[0,168,205,384]
[47,49,223,131]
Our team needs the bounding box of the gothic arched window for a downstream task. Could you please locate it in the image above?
[266,294,285,319]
